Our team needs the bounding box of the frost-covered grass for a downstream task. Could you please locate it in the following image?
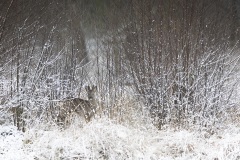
[1,118,240,160]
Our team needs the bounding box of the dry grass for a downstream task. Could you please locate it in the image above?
[100,95,152,128]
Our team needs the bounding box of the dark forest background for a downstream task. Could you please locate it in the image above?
[0,0,240,131]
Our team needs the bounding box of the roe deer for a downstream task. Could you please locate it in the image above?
[57,85,98,126]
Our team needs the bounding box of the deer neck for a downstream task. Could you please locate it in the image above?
[89,98,97,107]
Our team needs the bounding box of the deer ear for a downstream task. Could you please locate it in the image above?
[85,86,89,91]
[94,86,97,91]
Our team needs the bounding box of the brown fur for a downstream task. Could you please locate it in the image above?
[57,86,97,126]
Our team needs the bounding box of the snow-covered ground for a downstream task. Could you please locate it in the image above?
[1,118,240,160]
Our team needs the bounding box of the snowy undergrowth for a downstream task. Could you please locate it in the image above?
[1,118,240,160]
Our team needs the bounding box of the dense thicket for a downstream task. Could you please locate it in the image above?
[0,0,239,131]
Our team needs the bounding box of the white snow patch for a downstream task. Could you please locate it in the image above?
[1,119,240,159]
